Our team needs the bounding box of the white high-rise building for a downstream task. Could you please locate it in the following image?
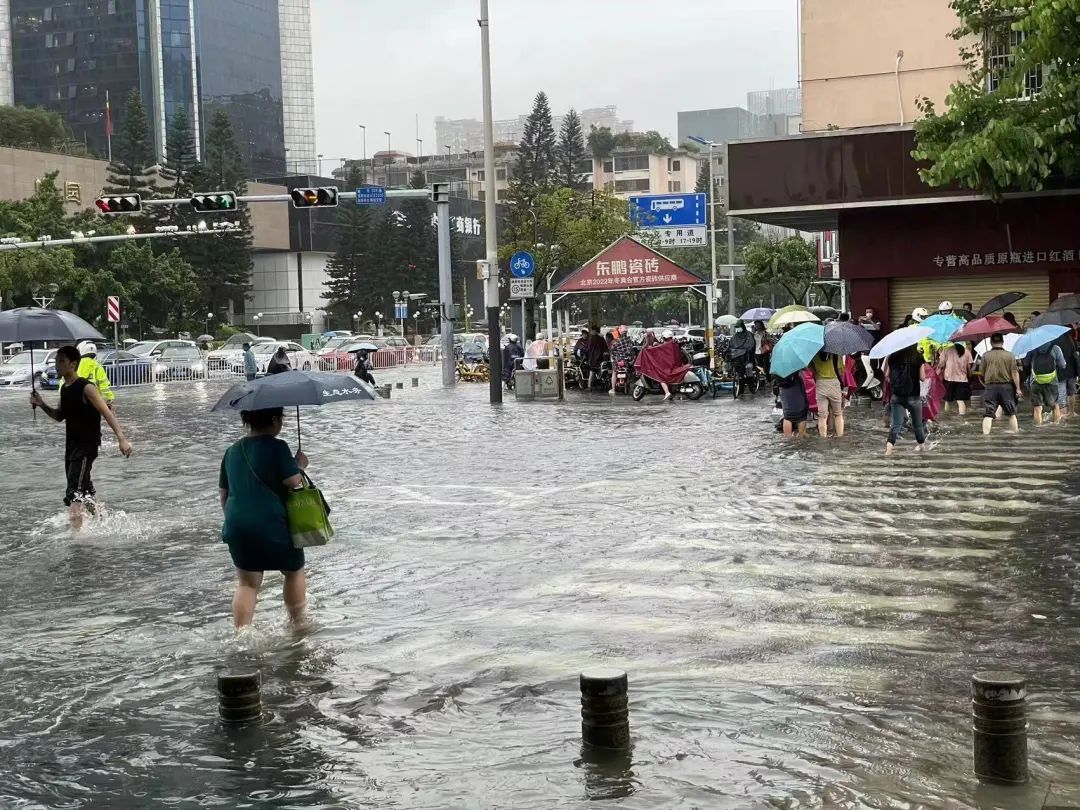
[278,0,317,172]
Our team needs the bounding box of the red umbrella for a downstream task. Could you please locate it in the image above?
[948,315,1019,343]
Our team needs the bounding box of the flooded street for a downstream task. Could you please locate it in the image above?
[1,372,1079,808]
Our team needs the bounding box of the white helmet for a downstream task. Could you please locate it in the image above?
[661,329,674,340]
[506,333,519,343]
[76,341,97,356]
[938,301,953,313]
[911,307,928,323]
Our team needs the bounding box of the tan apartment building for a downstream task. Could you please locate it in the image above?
[729,0,1079,324]
[800,0,969,132]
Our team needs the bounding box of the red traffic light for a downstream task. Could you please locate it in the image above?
[94,194,142,214]
[290,187,338,208]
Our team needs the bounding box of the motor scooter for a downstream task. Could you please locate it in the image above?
[855,354,883,401]
[632,368,705,401]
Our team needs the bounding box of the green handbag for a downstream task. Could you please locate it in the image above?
[286,474,334,548]
[239,441,333,549]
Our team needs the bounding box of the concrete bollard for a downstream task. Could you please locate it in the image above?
[395,381,404,389]
[217,672,261,724]
[412,377,419,387]
[580,668,630,750]
[972,670,1028,784]
[376,384,391,399]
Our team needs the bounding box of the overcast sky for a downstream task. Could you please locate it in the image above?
[311,0,798,161]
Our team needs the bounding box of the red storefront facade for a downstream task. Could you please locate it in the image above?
[728,126,1080,326]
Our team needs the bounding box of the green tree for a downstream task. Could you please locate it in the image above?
[743,236,818,305]
[397,170,438,309]
[556,108,588,190]
[913,0,1080,197]
[160,106,199,199]
[184,110,253,313]
[614,130,675,154]
[103,90,160,198]
[587,125,617,159]
[324,205,374,319]
[514,91,557,188]
[0,106,75,152]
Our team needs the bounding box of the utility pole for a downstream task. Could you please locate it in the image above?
[725,141,736,316]
[479,0,501,402]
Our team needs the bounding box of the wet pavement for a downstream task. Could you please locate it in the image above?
[1,370,1079,808]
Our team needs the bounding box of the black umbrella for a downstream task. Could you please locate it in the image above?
[0,307,106,416]
[977,291,1027,318]
[823,320,873,356]
[1048,293,1080,312]
[952,308,976,322]
[810,305,840,321]
[1033,309,1080,328]
[211,369,379,450]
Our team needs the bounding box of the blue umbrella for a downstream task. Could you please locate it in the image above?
[869,326,934,360]
[740,307,775,322]
[918,313,964,344]
[770,322,824,378]
[1011,325,1070,359]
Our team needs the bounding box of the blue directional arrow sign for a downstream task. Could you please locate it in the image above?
[509,250,535,278]
[628,193,707,229]
[355,186,387,206]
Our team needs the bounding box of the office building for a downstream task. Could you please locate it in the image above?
[677,107,761,148]
[4,0,314,175]
[746,87,801,118]
[435,105,633,153]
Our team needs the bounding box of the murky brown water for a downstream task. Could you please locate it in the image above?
[1,372,1078,808]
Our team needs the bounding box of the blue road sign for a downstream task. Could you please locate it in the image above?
[628,193,707,229]
[355,186,387,206]
[510,250,536,278]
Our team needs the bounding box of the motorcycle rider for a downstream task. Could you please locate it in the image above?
[608,326,635,394]
[728,321,757,386]
[585,325,608,390]
[502,334,524,385]
[66,341,115,410]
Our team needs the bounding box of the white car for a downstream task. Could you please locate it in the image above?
[232,341,315,375]
[0,349,57,387]
[316,336,359,357]
[127,339,200,358]
[207,334,274,370]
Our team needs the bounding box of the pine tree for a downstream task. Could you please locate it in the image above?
[102,90,160,198]
[514,91,557,188]
[556,109,588,190]
[160,106,198,199]
[695,161,710,195]
[324,205,374,318]
[183,110,253,313]
[396,170,438,314]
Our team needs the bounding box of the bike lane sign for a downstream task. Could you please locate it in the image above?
[510,251,535,278]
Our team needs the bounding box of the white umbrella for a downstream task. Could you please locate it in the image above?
[868,326,934,360]
[974,333,1021,356]
[774,310,821,328]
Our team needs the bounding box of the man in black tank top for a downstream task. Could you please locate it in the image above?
[30,345,133,528]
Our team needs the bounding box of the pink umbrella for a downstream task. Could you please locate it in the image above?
[948,315,1019,344]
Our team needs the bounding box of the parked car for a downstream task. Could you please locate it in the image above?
[0,349,56,387]
[153,346,206,380]
[381,336,411,349]
[43,350,154,389]
[316,336,359,358]
[232,341,315,375]
[206,332,266,370]
[128,339,200,358]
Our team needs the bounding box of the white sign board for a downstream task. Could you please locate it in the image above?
[509,278,534,299]
[656,226,707,248]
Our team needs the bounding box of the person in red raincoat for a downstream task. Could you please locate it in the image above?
[634,331,692,401]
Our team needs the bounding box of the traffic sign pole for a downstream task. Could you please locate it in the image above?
[434,183,455,388]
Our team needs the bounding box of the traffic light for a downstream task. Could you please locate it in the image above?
[94,194,142,214]
[290,187,338,208]
[190,192,237,212]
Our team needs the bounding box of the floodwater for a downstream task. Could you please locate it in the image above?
[1,370,1079,809]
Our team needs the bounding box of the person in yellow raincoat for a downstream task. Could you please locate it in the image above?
[64,341,115,410]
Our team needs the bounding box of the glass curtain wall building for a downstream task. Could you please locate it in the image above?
[6,0,312,177]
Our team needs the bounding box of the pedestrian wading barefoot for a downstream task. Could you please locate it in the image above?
[218,407,309,628]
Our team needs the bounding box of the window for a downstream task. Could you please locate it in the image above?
[496,168,507,180]
[987,28,1042,98]
[614,179,651,192]
[475,170,485,181]
[576,159,593,174]
[667,181,682,192]
[603,160,613,173]
[614,155,649,172]
[667,159,681,172]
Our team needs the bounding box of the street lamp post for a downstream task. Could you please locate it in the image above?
[445,145,452,162]
[206,311,213,336]
[479,0,502,402]
[465,304,474,331]
[384,131,391,180]
[358,124,367,184]
[253,312,263,336]
[374,310,382,337]
[317,153,324,176]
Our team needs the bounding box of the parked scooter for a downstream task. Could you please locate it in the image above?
[612,357,634,394]
[631,368,705,401]
[854,354,883,401]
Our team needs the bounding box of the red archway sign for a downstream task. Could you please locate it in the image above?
[553,236,706,293]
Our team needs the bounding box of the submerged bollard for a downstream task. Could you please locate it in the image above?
[376,384,391,399]
[217,672,261,725]
[972,670,1028,784]
[580,668,630,750]
[411,377,419,387]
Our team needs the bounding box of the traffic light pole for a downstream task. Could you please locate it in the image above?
[479,0,502,404]
[0,226,240,253]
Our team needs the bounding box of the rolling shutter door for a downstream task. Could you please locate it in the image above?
[889,272,1049,327]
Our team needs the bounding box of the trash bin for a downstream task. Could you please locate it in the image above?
[514,370,537,400]
[536,369,560,399]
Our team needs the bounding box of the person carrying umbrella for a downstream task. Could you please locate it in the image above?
[883,345,927,456]
[29,345,134,529]
[811,350,846,438]
[975,334,1022,435]
[1052,330,1080,418]
[58,341,115,411]
[502,334,524,385]
[937,343,973,416]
